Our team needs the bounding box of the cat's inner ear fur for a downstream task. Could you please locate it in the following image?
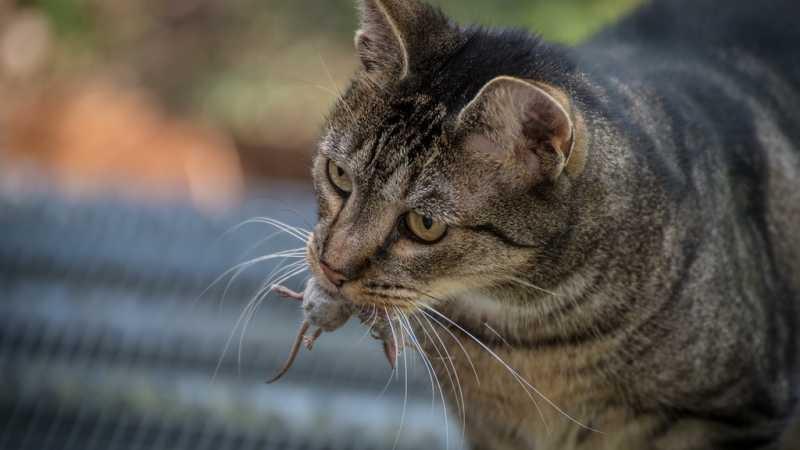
[355,0,462,82]
[457,76,583,183]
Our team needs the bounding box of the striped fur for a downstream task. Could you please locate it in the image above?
[306,0,800,448]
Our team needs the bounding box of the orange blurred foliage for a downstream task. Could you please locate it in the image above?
[3,80,245,212]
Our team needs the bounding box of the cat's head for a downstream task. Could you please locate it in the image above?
[307,0,589,314]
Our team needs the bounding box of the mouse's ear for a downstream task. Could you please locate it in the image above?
[456,76,583,184]
[355,0,462,83]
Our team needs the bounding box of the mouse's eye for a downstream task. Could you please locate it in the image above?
[327,160,353,194]
[404,211,447,243]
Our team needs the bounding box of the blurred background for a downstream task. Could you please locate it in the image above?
[0,1,640,449]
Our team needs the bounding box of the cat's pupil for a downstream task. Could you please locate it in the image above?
[422,216,433,229]
[337,167,345,177]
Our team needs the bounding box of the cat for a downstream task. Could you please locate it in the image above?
[302,0,800,449]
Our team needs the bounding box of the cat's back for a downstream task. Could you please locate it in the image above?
[580,0,800,115]
[586,0,800,86]
[578,0,800,291]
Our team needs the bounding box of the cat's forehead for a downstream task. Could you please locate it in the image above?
[326,94,446,166]
[321,92,464,215]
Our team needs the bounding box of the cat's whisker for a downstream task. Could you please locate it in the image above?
[396,309,438,413]
[196,247,306,305]
[316,51,358,124]
[417,302,552,435]
[220,252,306,310]
[410,310,468,438]
[507,270,595,323]
[405,287,481,385]
[390,309,410,450]
[224,217,311,241]
[237,264,309,369]
[298,80,340,99]
[406,310,461,420]
[238,217,311,243]
[231,259,296,344]
[234,263,308,376]
[395,309,449,450]
[239,259,309,331]
[420,303,603,435]
[211,258,307,382]
[264,217,312,235]
[237,262,309,371]
[304,81,356,122]
[384,307,401,380]
[235,230,286,261]
[209,249,305,377]
[357,306,380,344]
[420,307,481,385]
[376,308,400,399]
[506,275,559,297]
[483,322,512,347]
[376,361,398,400]
[240,259,309,326]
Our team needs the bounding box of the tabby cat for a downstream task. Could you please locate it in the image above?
[302,0,800,448]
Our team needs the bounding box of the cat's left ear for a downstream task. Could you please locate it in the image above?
[456,76,585,183]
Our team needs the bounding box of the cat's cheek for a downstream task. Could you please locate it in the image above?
[311,159,348,218]
[391,239,420,259]
[316,186,346,223]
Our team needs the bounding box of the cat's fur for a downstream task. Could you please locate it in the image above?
[304,0,800,449]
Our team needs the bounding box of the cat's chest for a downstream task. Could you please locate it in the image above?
[416,301,640,450]
[431,336,609,448]
[432,340,665,450]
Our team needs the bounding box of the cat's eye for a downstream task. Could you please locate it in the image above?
[404,211,447,243]
[327,160,353,194]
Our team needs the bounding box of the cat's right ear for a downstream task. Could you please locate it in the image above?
[355,0,408,79]
[354,0,461,83]
[456,76,586,184]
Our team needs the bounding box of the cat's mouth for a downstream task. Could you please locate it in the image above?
[271,235,444,378]
[299,257,410,370]
[305,233,422,312]
[301,232,442,373]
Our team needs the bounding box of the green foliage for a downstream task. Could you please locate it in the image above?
[13,0,642,150]
[432,0,641,43]
[524,0,641,43]
[20,0,95,40]
[19,0,641,54]
[257,0,642,43]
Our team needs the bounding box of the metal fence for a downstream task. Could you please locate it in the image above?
[0,185,464,450]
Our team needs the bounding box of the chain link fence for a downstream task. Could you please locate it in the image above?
[0,185,463,450]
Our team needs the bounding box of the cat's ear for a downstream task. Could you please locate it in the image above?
[456,76,582,183]
[355,0,461,82]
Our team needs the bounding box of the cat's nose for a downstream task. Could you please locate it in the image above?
[320,260,348,287]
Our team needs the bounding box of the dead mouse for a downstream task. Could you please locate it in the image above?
[267,278,400,383]
[266,278,353,383]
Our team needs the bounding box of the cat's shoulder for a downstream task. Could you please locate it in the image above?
[588,0,800,58]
